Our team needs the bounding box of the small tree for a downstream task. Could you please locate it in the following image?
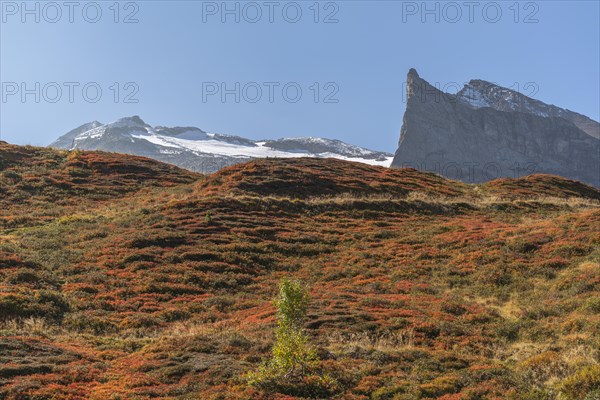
[269,278,317,378]
[247,278,336,395]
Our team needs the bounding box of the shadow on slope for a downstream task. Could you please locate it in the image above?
[483,174,600,200]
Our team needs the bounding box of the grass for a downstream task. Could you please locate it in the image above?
[0,143,599,399]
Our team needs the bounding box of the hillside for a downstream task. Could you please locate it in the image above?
[1,144,599,399]
[0,141,200,229]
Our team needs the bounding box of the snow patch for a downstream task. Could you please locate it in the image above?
[59,116,394,169]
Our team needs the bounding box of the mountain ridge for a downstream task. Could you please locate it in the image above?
[392,69,600,187]
[49,116,394,174]
[456,77,599,139]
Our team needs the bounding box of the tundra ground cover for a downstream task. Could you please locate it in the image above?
[1,142,598,399]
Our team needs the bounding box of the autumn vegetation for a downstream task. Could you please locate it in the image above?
[0,141,599,399]
[247,278,337,396]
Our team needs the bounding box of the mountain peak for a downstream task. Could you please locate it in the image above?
[407,68,420,79]
[50,117,394,173]
[392,71,600,186]
[406,68,425,88]
[455,80,600,139]
[48,120,104,149]
[73,120,103,132]
[466,78,496,86]
[405,68,439,103]
[113,115,148,128]
[457,79,528,109]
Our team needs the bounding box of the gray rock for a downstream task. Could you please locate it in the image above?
[50,116,393,174]
[391,69,600,187]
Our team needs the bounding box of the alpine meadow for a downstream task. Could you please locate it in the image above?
[1,1,599,399]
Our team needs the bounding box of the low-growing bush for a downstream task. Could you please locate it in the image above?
[559,365,600,400]
[0,290,70,321]
[247,278,338,396]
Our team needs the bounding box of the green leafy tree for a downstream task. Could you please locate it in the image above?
[247,278,336,395]
[270,278,317,378]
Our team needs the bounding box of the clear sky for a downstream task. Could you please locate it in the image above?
[1,0,599,152]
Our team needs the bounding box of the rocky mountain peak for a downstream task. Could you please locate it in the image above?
[407,67,420,80]
[50,116,394,173]
[112,115,149,128]
[392,70,600,187]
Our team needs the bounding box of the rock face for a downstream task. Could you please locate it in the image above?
[391,69,600,187]
[50,116,393,174]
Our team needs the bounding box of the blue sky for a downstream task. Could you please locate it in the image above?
[1,0,599,151]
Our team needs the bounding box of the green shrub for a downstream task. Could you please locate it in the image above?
[6,268,43,285]
[419,375,460,397]
[0,290,70,321]
[559,365,600,400]
[582,298,600,314]
[33,290,70,320]
[247,278,337,396]
[584,390,600,400]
